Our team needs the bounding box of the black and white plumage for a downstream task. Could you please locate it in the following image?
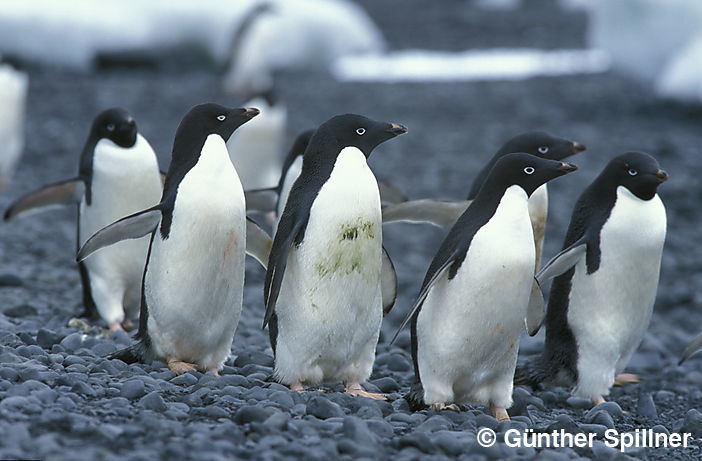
[263,113,406,398]
[516,152,668,406]
[78,104,272,374]
[0,60,28,188]
[399,153,578,419]
[382,131,586,269]
[4,108,162,330]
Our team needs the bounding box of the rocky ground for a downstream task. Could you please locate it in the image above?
[2,1,702,460]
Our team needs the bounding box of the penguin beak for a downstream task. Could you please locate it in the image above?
[386,123,408,136]
[558,162,578,173]
[243,108,260,119]
[655,169,669,182]
[572,142,587,153]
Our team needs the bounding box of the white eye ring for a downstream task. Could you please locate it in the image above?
[217,115,226,121]
[628,169,638,176]
[356,128,366,135]
[106,124,115,132]
[524,166,535,175]
[538,146,548,154]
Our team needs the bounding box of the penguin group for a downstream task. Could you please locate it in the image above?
[4,100,676,421]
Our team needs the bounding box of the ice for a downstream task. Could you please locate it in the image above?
[332,48,610,83]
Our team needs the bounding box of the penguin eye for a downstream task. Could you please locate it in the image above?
[217,115,226,121]
[524,166,535,175]
[628,169,638,176]
[537,146,549,154]
[356,128,366,136]
[106,124,115,132]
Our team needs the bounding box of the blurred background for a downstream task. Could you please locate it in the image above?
[1,0,702,379]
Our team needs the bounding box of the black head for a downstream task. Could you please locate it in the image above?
[500,131,586,161]
[178,103,260,143]
[318,114,407,158]
[602,152,668,200]
[91,108,138,148]
[485,152,578,197]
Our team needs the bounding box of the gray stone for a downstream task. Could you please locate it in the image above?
[120,379,146,400]
[306,396,344,419]
[139,391,167,412]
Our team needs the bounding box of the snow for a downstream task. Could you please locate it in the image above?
[332,48,610,83]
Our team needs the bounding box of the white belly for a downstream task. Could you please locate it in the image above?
[417,185,535,408]
[528,184,548,270]
[276,155,302,221]
[569,186,666,399]
[145,135,246,371]
[0,64,27,181]
[273,146,383,385]
[78,135,162,323]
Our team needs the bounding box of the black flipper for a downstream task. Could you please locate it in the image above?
[246,217,273,268]
[680,333,702,365]
[4,178,85,221]
[381,246,398,315]
[536,237,587,285]
[245,187,279,213]
[108,340,150,364]
[382,199,470,228]
[77,207,162,261]
[404,381,427,411]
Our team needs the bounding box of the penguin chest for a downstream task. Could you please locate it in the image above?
[568,187,667,370]
[146,135,246,364]
[417,186,534,393]
[79,135,162,280]
[279,147,383,351]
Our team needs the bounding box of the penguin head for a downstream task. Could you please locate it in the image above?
[181,103,260,143]
[489,153,578,197]
[320,114,407,158]
[500,132,586,161]
[607,152,668,200]
[92,108,138,148]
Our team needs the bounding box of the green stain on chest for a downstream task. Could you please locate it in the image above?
[314,219,378,278]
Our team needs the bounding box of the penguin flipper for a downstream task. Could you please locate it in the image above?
[108,340,149,364]
[4,178,84,221]
[525,278,545,336]
[404,381,427,411]
[378,180,408,205]
[77,207,161,261]
[679,332,702,365]
[536,237,587,285]
[246,217,273,269]
[382,199,470,228]
[390,251,459,344]
[245,187,279,213]
[381,246,398,315]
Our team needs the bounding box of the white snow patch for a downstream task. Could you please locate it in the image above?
[332,48,610,83]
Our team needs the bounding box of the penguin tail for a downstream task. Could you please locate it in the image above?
[403,381,428,412]
[108,341,148,364]
[513,358,551,388]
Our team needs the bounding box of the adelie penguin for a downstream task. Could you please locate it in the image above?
[395,153,577,419]
[77,103,272,375]
[515,152,668,407]
[263,114,406,398]
[382,131,586,269]
[4,108,162,331]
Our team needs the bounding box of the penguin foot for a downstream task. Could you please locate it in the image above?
[490,404,510,421]
[121,318,135,330]
[345,383,387,400]
[592,396,606,406]
[429,402,460,411]
[167,358,198,375]
[208,369,220,376]
[109,323,125,332]
[614,373,640,386]
[290,382,307,393]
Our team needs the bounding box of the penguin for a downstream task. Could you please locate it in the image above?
[77,103,272,374]
[396,153,578,419]
[226,91,287,191]
[382,132,586,269]
[244,128,408,222]
[263,114,406,398]
[515,152,668,407]
[4,108,162,331]
[0,60,28,188]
